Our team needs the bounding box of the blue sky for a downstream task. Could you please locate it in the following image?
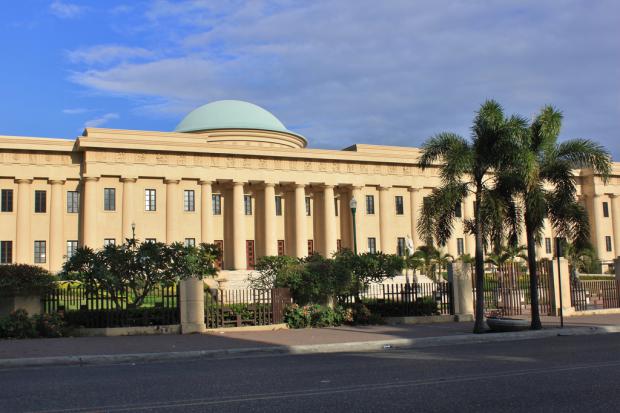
[1,1,619,158]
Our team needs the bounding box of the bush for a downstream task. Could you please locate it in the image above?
[0,310,68,339]
[284,304,345,329]
[33,313,68,338]
[0,264,56,296]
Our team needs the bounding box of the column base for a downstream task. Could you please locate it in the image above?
[181,322,207,334]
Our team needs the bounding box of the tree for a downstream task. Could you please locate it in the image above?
[418,100,525,333]
[564,241,598,280]
[247,255,301,290]
[510,106,611,329]
[62,240,220,308]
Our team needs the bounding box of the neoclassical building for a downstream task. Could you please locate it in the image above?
[0,100,619,283]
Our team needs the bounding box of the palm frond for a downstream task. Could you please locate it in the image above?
[555,139,612,182]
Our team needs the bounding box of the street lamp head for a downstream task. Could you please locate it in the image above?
[131,222,136,231]
[349,197,357,210]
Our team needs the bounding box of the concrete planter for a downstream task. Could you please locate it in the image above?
[0,294,43,317]
[486,317,529,332]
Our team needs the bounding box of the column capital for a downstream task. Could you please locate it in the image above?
[609,194,618,199]
[164,178,180,184]
[120,177,137,183]
[407,186,422,193]
[48,179,65,185]
[294,183,306,189]
[232,180,247,187]
[15,178,33,184]
[82,176,99,182]
[378,185,391,191]
[322,184,335,190]
[263,182,277,188]
[198,179,213,186]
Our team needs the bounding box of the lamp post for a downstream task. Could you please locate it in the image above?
[349,197,358,255]
[131,222,136,243]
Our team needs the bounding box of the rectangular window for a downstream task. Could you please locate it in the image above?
[185,238,196,247]
[334,198,339,216]
[397,237,406,257]
[545,238,552,254]
[214,240,224,269]
[67,191,79,213]
[606,236,612,252]
[455,202,462,218]
[368,237,377,254]
[34,240,46,263]
[1,189,13,212]
[145,189,156,211]
[212,194,222,215]
[277,240,285,256]
[395,196,404,215]
[145,238,156,243]
[275,196,283,216]
[457,238,464,255]
[307,239,314,255]
[184,190,195,212]
[66,240,78,259]
[337,239,342,252]
[34,190,47,213]
[0,241,13,264]
[305,196,311,216]
[246,240,255,270]
[104,188,116,211]
[244,195,252,215]
[603,202,609,218]
[366,195,375,214]
[104,238,116,247]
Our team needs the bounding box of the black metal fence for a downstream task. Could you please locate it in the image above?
[42,283,180,328]
[571,279,620,311]
[204,288,292,328]
[341,282,454,317]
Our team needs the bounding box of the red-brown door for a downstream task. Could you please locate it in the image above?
[337,239,342,252]
[277,240,285,256]
[307,239,314,256]
[214,240,224,269]
[246,240,255,269]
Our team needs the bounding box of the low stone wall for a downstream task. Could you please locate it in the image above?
[383,314,472,325]
[75,324,180,337]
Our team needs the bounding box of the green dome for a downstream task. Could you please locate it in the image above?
[175,100,292,134]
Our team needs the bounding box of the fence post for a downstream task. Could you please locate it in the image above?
[180,277,206,334]
[550,258,573,316]
[452,261,474,321]
[615,257,620,281]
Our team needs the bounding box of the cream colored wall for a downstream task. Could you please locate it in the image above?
[0,179,17,257]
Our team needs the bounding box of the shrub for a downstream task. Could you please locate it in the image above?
[0,309,36,339]
[284,304,345,329]
[0,264,56,296]
[33,313,68,338]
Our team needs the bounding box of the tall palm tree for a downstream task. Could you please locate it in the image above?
[418,100,525,333]
[510,106,611,329]
[412,245,439,280]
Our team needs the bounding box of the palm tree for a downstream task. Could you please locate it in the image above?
[412,245,438,280]
[509,106,611,329]
[419,100,525,333]
[563,241,597,281]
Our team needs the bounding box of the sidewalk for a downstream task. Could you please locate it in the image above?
[1,314,619,368]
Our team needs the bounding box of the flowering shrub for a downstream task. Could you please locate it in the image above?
[0,310,68,339]
[284,304,345,329]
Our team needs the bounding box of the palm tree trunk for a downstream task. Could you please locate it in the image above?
[525,219,543,330]
[473,185,486,333]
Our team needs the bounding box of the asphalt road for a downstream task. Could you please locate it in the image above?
[1,334,619,412]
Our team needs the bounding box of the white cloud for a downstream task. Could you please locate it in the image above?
[49,1,84,19]
[84,113,119,128]
[62,108,88,115]
[67,45,154,65]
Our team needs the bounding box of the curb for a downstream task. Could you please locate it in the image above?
[1,325,619,369]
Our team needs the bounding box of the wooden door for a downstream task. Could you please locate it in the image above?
[246,240,255,270]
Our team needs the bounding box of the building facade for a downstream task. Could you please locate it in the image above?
[0,100,619,282]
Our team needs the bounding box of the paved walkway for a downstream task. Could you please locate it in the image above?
[1,314,619,362]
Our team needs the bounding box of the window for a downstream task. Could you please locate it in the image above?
[246,240,255,270]
[603,202,609,218]
[145,238,156,243]
[366,195,375,214]
[214,240,224,269]
[1,189,13,212]
[34,240,46,263]
[104,188,116,211]
[185,238,196,247]
[457,238,464,255]
[34,190,46,213]
[334,198,339,216]
[368,237,377,254]
[0,241,12,264]
[184,190,195,212]
[67,191,79,213]
[397,237,406,256]
[606,236,612,252]
[145,189,156,211]
[307,239,314,255]
[244,195,252,215]
[395,196,404,215]
[305,196,311,216]
[545,238,552,254]
[66,240,78,259]
[277,240,285,256]
[212,194,222,215]
[104,238,116,247]
[337,239,342,252]
[275,196,282,216]
[455,202,462,218]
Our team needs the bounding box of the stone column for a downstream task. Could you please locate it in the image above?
[263,183,277,256]
[82,177,99,248]
[551,258,573,316]
[200,180,213,244]
[15,179,32,264]
[462,195,475,254]
[351,186,364,253]
[610,194,620,256]
[294,184,308,258]
[591,194,607,258]
[179,277,206,334]
[408,187,422,249]
[232,181,247,269]
[322,185,337,257]
[452,261,474,321]
[49,180,64,272]
[121,177,136,242]
[165,179,180,244]
[379,186,393,253]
